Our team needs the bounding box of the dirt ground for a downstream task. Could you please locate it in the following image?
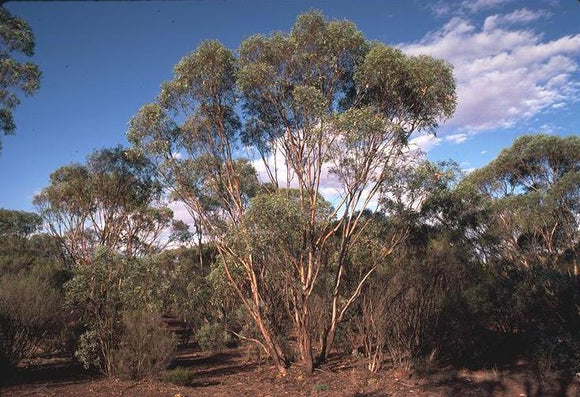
[2,346,579,396]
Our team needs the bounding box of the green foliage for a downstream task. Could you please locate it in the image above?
[313,382,330,392]
[0,7,41,150]
[463,134,580,270]
[74,329,101,370]
[0,208,41,237]
[128,11,457,374]
[355,45,455,135]
[0,209,68,377]
[120,11,578,378]
[156,246,213,314]
[65,249,173,376]
[195,322,231,353]
[353,229,466,371]
[35,146,177,266]
[418,135,580,370]
[162,367,195,386]
[244,190,332,264]
[0,228,69,284]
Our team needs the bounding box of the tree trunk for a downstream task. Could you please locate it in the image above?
[574,254,579,286]
[221,256,288,376]
[249,269,288,376]
[255,313,288,376]
[318,322,336,365]
[297,301,314,375]
[318,265,342,365]
[195,219,203,271]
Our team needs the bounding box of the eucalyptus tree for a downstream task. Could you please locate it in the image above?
[458,135,580,365]
[0,208,41,259]
[129,11,455,375]
[0,208,66,277]
[34,146,180,266]
[238,12,456,370]
[465,134,580,276]
[0,208,41,237]
[127,39,290,372]
[0,209,66,377]
[0,7,41,152]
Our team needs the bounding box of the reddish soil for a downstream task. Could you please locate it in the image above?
[2,347,579,396]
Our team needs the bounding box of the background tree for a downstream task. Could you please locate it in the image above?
[34,146,181,266]
[65,248,175,378]
[459,135,580,370]
[0,209,67,380]
[32,147,184,379]
[0,7,41,152]
[393,135,580,372]
[465,134,580,275]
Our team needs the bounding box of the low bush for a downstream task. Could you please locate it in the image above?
[112,311,176,380]
[162,366,195,386]
[196,322,231,353]
[0,273,64,376]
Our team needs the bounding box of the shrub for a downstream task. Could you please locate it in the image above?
[75,329,102,370]
[355,261,448,372]
[196,322,231,353]
[66,249,172,377]
[0,273,64,375]
[112,311,176,380]
[313,383,330,392]
[162,367,195,386]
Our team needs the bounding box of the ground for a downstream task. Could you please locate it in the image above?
[2,346,579,396]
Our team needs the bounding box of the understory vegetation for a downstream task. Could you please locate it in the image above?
[1,11,579,387]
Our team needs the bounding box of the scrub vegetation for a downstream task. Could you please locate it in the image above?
[1,11,579,396]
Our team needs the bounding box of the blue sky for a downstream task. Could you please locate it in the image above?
[0,0,578,213]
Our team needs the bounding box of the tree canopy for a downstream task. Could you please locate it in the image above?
[34,146,180,266]
[0,7,41,152]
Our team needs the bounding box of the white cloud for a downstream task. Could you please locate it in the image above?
[251,147,299,188]
[400,14,580,133]
[168,200,195,227]
[538,123,558,134]
[430,3,453,18]
[484,8,549,30]
[462,0,516,13]
[445,133,468,144]
[481,150,488,154]
[251,147,343,197]
[433,0,517,16]
[501,8,548,24]
[408,134,441,153]
[250,142,422,212]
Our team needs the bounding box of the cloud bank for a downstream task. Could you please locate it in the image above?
[401,8,580,140]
